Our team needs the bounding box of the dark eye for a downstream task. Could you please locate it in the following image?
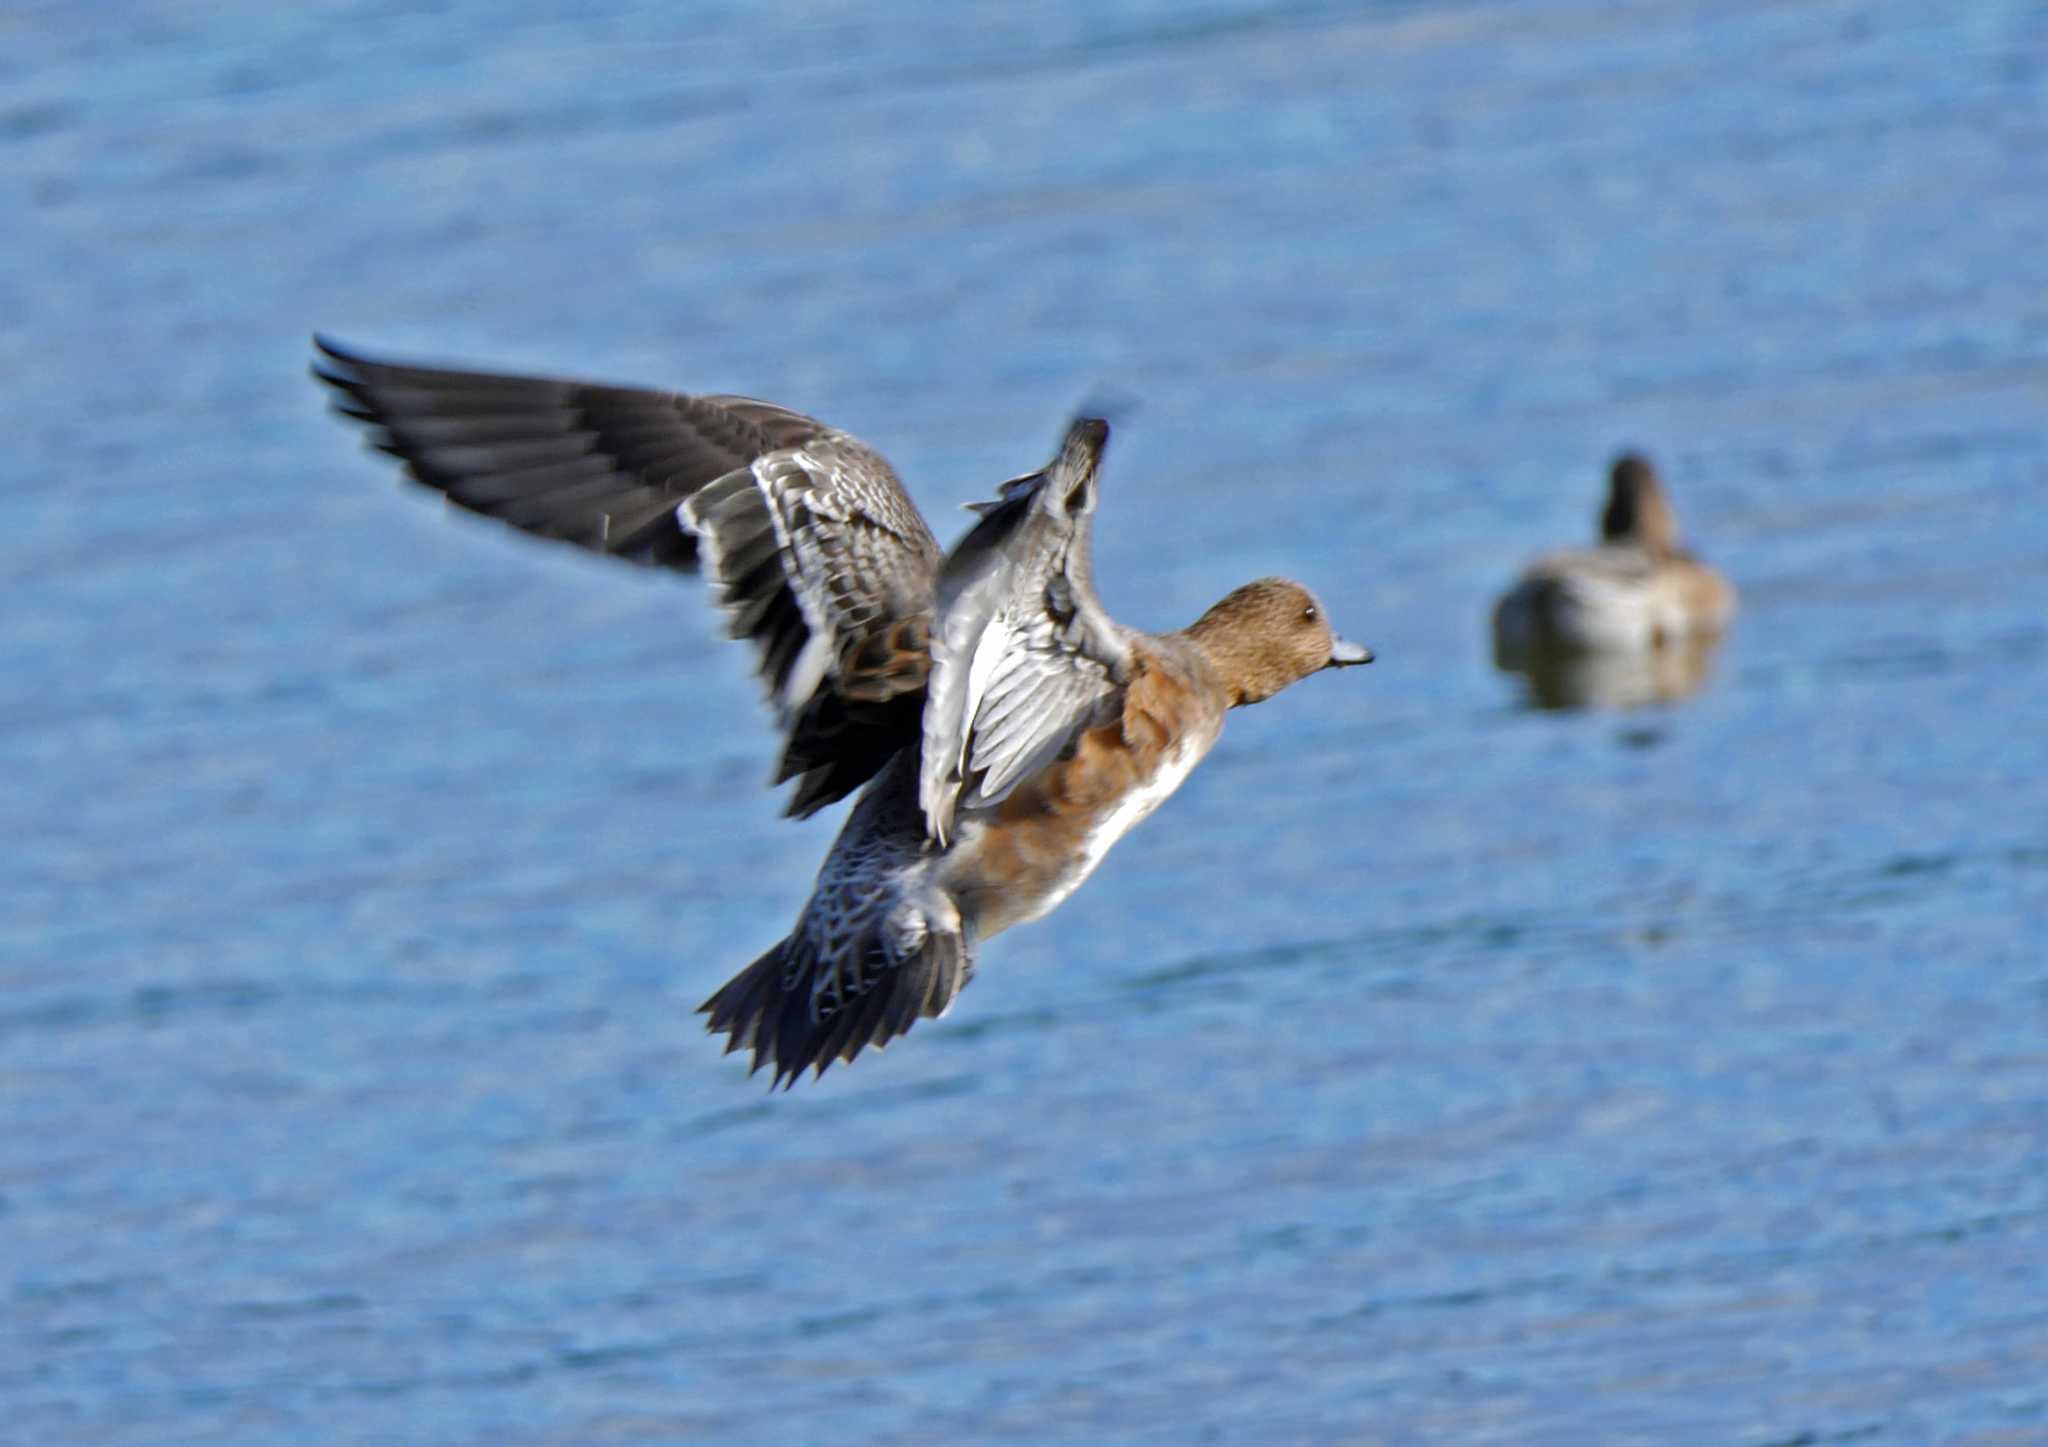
[1301,605,1318,624]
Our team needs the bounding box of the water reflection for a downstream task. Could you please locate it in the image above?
[1493,629,1725,710]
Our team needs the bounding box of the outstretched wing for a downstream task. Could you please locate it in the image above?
[313,337,944,815]
[681,436,942,815]
[312,335,827,569]
[919,417,1131,844]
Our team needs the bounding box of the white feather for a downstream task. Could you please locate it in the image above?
[1022,737,1204,926]
[958,613,1015,768]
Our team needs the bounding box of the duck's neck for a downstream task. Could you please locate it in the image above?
[1180,612,1275,709]
[1604,493,1680,559]
[1601,457,1685,558]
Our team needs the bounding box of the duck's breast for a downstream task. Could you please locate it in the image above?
[943,655,1222,937]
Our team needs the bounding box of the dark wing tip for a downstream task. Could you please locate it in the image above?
[310,333,370,376]
[308,334,374,404]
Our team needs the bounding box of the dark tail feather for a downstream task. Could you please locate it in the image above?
[698,930,974,1089]
[698,940,790,1071]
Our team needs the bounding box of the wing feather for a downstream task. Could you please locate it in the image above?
[313,336,944,816]
[919,417,1130,843]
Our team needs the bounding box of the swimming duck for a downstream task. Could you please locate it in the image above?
[1493,453,1735,659]
[314,339,1372,1085]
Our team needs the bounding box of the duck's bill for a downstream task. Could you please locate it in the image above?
[1327,637,1374,668]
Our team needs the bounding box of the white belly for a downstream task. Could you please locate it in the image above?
[1025,737,1205,924]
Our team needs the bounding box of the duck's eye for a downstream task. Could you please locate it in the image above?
[1301,605,1318,624]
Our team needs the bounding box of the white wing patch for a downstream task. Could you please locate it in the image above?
[960,614,1016,750]
[918,416,1125,843]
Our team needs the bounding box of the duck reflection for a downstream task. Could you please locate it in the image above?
[1494,629,1724,710]
[1492,453,1734,710]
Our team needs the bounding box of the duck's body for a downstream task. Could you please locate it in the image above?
[705,648,1224,1071]
[1493,541,1734,654]
[1493,454,1734,656]
[940,640,1222,937]
[315,340,1370,1085]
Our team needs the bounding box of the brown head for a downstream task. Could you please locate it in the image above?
[1183,577,1372,707]
[1600,453,1681,557]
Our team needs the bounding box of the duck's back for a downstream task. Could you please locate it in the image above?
[1495,543,1732,653]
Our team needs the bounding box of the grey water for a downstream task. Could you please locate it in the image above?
[5,1,2047,1442]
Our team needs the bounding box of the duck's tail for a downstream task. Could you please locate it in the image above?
[699,924,974,1089]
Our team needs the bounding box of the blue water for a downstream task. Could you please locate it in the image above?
[6,1,2047,1441]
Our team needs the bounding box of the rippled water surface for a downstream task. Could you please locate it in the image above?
[6,2,2047,1442]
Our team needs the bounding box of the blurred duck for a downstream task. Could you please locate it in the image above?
[1493,453,1734,657]
[1492,454,1734,710]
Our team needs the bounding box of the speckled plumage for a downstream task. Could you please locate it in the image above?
[313,336,941,818]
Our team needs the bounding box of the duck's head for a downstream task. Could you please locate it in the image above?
[1187,577,1372,707]
[1600,453,1681,555]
